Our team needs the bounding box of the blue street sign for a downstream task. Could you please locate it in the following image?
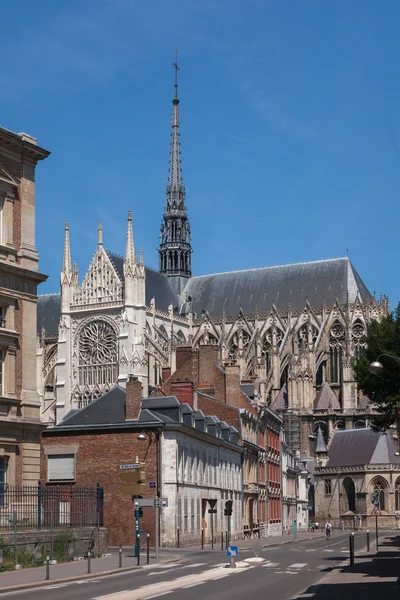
[227,545,238,557]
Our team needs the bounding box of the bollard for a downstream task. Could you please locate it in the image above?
[225,529,228,550]
[349,533,354,566]
[87,551,91,574]
[119,544,122,568]
[177,527,180,549]
[201,528,204,550]
[221,531,224,551]
[137,534,140,567]
[367,530,370,552]
[146,534,150,565]
[45,550,50,580]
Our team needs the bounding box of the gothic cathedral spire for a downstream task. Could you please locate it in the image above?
[61,221,72,285]
[158,49,192,294]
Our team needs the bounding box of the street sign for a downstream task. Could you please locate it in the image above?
[371,491,379,505]
[119,463,141,470]
[119,471,145,483]
[149,481,156,488]
[208,499,217,509]
[208,509,217,514]
[227,546,238,557]
[120,483,145,497]
[370,507,381,516]
[307,505,313,511]
[133,497,169,508]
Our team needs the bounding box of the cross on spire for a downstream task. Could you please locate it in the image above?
[173,47,180,91]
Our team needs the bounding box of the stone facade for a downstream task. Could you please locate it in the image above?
[0,126,49,486]
[281,439,297,533]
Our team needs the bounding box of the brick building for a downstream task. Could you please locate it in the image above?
[154,344,283,536]
[40,377,243,547]
[0,127,49,487]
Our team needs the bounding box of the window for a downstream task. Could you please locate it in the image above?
[324,479,332,495]
[0,457,7,508]
[47,454,75,481]
[183,497,188,533]
[0,196,3,246]
[0,306,5,328]
[177,497,182,531]
[191,498,195,533]
[395,478,400,512]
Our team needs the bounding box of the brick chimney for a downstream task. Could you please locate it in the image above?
[224,363,241,408]
[126,375,142,420]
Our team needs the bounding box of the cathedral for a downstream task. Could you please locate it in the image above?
[37,63,388,457]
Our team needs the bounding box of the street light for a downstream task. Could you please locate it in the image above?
[369,354,400,456]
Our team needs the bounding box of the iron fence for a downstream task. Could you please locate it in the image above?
[0,482,104,531]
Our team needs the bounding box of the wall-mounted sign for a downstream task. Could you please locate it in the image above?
[149,481,156,488]
[119,463,140,470]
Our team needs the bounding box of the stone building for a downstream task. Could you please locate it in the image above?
[40,377,243,546]
[281,436,297,533]
[0,126,49,487]
[314,428,400,529]
[36,60,387,459]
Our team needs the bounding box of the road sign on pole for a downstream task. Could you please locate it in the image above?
[370,507,381,516]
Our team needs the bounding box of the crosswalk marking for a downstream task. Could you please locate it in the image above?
[288,563,307,569]
[262,562,279,567]
[323,549,334,552]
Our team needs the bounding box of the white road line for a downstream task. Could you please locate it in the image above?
[262,562,279,567]
[306,549,316,552]
[316,564,328,570]
[93,566,254,600]
[182,582,206,588]
[41,585,69,590]
[323,549,334,552]
[180,562,208,569]
[288,563,307,569]
[341,550,350,553]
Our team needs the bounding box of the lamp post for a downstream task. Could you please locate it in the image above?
[369,354,400,455]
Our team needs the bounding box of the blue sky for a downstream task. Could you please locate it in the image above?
[2,0,399,306]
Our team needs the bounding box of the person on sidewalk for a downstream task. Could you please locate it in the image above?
[315,521,319,531]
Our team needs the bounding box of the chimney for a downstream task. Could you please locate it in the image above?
[126,376,142,420]
[224,363,241,408]
[162,367,171,384]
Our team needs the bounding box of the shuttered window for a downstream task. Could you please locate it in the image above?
[47,454,75,481]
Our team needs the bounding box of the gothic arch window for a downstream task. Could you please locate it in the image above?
[370,477,387,512]
[294,323,318,353]
[395,477,400,512]
[354,420,365,429]
[78,319,118,389]
[199,332,217,345]
[262,328,284,376]
[342,477,356,513]
[228,330,250,362]
[351,319,366,356]
[328,321,345,384]
[335,421,345,431]
[316,360,326,387]
[280,364,288,389]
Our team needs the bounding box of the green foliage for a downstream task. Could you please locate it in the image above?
[53,530,73,562]
[354,302,400,431]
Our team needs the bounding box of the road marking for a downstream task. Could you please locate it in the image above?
[323,549,334,552]
[180,562,208,569]
[262,562,279,567]
[288,563,307,569]
[341,550,350,553]
[316,564,328,570]
[93,567,255,600]
[41,585,69,590]
[306,549,316,552]
[182,582,206,588]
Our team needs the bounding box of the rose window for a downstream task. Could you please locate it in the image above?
[329,322,345,348]
[78,320,118,387]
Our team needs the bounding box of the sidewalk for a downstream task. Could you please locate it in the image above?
[294,533,400,599]
[0,548,180,593]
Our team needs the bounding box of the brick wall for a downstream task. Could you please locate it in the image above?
[41,429,160,547]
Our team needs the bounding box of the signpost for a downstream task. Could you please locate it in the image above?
[370,492,381,551]
[207,499,217,549]
[227,545,238,568]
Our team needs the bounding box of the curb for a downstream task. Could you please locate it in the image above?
[0,556,182,594]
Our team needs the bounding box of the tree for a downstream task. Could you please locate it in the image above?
[353,302,400,431]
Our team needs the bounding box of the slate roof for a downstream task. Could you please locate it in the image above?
[359,395,372,409]
[314,382,341,410]
[60,386,126,425]
[315,427,328,453]
[37,293,61,335]
[240,383,255,401]
[271,384,288,411]
[327,429,400,467]
[180,257,370,316]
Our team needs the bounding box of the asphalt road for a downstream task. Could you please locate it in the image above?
[0,532,368,600]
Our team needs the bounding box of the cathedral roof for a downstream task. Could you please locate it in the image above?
[327,428,400,467]
[314,382,341,410]
[37,293,61,335]
[180,257,370,317]
[271,384,288,411]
